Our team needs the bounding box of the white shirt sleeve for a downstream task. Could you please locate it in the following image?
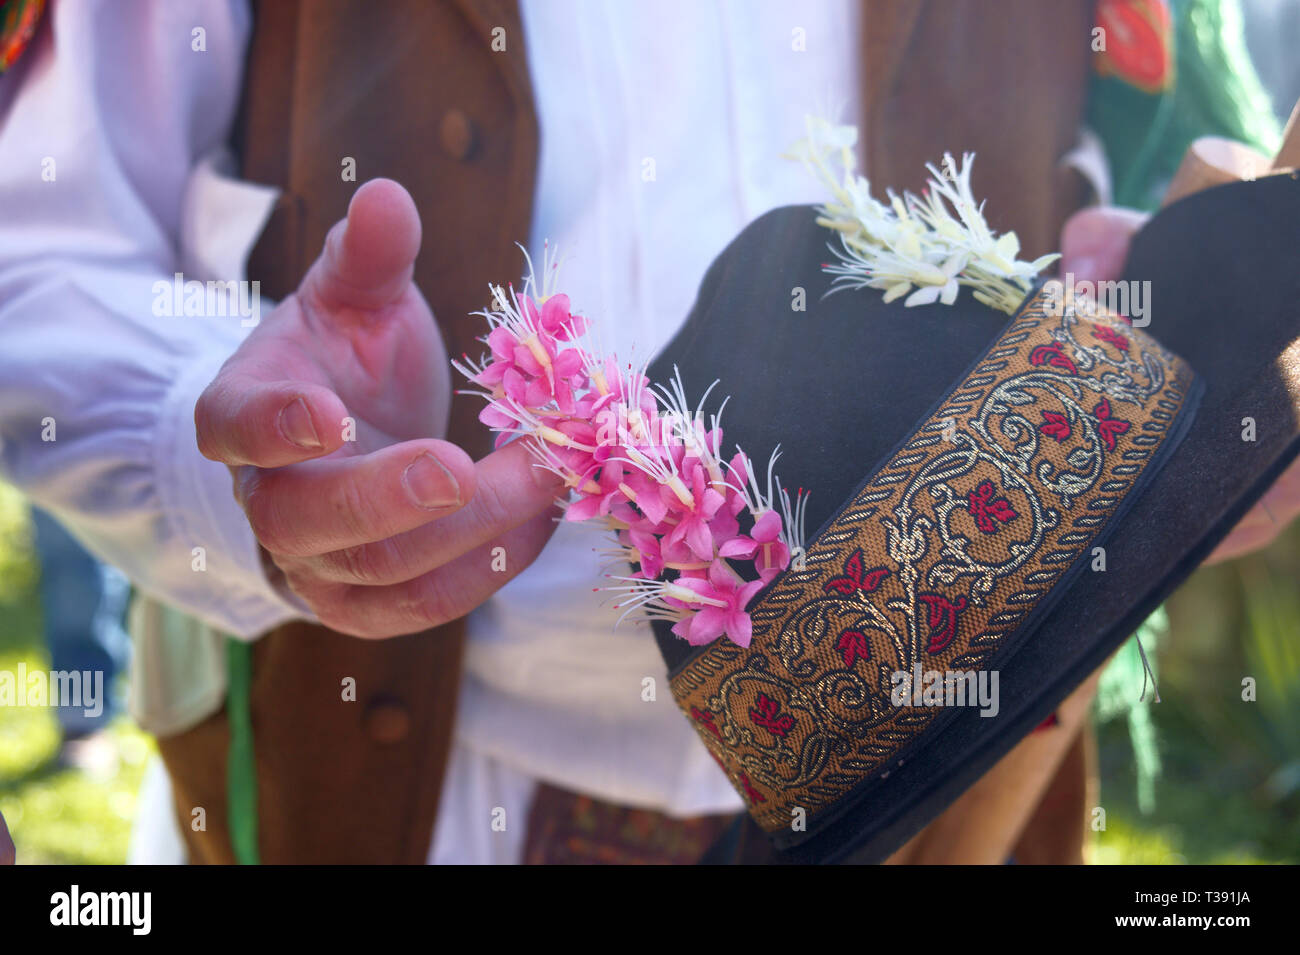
[0,0,309,639]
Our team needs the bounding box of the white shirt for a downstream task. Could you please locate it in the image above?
[447,0,862,848]
[0,0,292,638]
[0,0,858,862]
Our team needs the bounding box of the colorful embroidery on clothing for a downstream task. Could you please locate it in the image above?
[668,285,1196,836]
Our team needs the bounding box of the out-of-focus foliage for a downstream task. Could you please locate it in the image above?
[0,482,152,865]
[1093,521,1300,864]
[0,480,35,602]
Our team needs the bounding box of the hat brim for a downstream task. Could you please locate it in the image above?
[648,173,1300,863]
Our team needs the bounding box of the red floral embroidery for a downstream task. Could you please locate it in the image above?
[918,592,969,654]
[1093,397,1131,451]
[966,479,1019,534]
[823,548,890,596]
[1040,410,1072,442]
[1095,0,1173,94]
[738,771,766,805]
[691,705,721,739]
[749,693,796,738]
[836,629,871,668]
[1093,325,1131,351]
[1029,341,1078,375]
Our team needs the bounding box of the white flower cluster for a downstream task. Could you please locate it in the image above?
[787,116,1060,315]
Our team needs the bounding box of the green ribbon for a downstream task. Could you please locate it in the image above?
[225,637,260,864]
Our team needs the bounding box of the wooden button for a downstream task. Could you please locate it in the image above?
[364,699,411,744]
[439,109,477,161]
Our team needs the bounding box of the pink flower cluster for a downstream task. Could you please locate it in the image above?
[454,252,806,648]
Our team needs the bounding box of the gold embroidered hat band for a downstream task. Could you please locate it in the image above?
[666,280,1200,845]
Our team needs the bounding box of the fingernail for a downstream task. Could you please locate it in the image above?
[404,452,460,509]
[279,397,322,450]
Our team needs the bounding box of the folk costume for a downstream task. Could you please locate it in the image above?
[170,0,1100,863]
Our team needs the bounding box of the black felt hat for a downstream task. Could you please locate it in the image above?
[646,171,1300,863]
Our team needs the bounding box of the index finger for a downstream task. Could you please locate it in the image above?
[195,371,351,468]
[296,436,567,582]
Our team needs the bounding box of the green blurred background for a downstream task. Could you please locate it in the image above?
[0,482,151,865]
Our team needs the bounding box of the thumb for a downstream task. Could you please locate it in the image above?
[303,178,422,311]
[1059,206,1148,285]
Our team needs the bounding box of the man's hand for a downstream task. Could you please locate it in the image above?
[196,179,562,638]
[1062,207,1300,565]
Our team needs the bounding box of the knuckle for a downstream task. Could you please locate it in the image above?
[194,376,239,459]
[193,393,225,461]
[396,576,456,631]
[239,481,272,539]
[241,477,292,553]
[279,564,330,610]
[327,542,390,585]
[330,475,381,542]
[231,466,260,509]
[467,477,515,538]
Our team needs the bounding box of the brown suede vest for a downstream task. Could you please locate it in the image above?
[158,0,1092,863]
